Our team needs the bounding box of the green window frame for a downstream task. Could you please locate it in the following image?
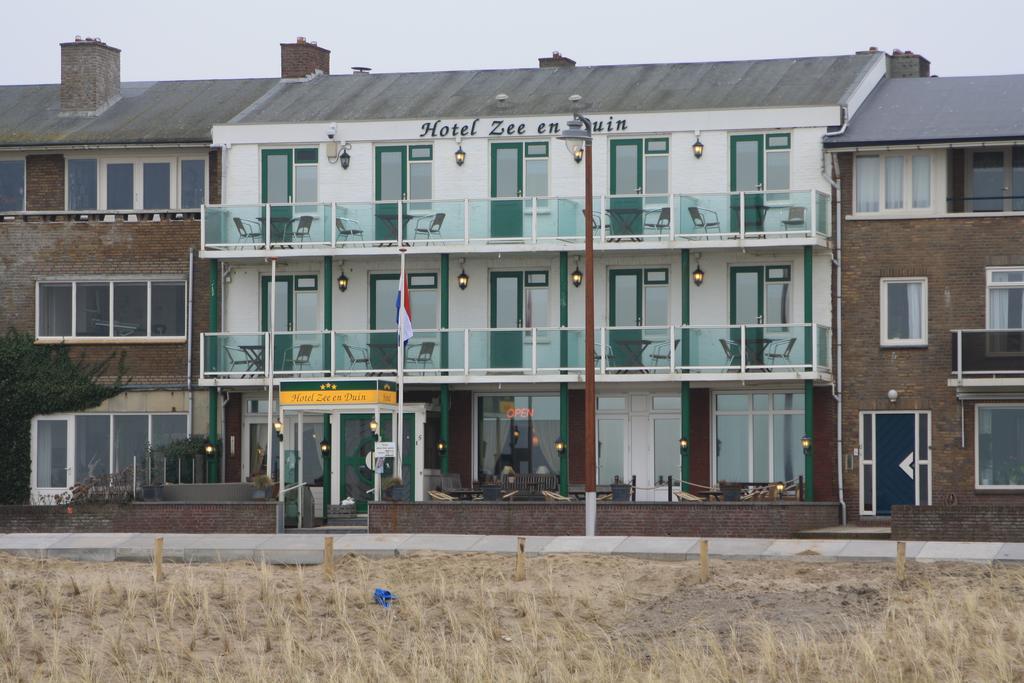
[766,134,791,150]
[644,138,670,154]
[295,275,318,291]
[766,266,791,282]
[525,142,549,158]
[525,271,549,287]
[294,148,318,164]
[644,268,669,285]
[409,273,438,289]
[409,145,433,161]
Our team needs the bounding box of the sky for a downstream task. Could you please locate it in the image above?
[2,0,1023,84]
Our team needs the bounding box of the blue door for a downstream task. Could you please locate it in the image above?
[873,413,920,515]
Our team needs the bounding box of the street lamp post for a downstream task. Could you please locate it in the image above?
[558,113,597,536]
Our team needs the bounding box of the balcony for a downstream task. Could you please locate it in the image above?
[201,324,831,384]
[950,329,1024,387]
[201,190,830,254]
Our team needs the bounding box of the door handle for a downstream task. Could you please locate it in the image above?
[517,190,523,197]
[636,187,643,195]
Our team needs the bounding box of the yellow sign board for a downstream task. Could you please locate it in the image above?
[280,382,397,406]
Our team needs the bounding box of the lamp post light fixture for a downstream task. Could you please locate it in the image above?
[558,109,597,536]
[457,258,469,290]
[573,146,584,163]
[692,130,704,159]
[455,144,466,166]
[571,256,583,287]
[692,252,705,287]
[337,261,349,292]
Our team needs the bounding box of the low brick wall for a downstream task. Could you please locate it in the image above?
[0,503,278,534]
[892,505,1024,542]
[368,502,841,538]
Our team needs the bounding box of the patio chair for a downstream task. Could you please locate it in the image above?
[412,212,446,240]
[406,340,436,368]
[543,490,572,502]
[335,216,365,241]
[688,206,721,236]
[342,343,371,370]
[781,206,806,230]
[428,490,457,501]
[290,215,315,243]
[643,207,671,235]
[764,337,797,365]
[223,346,250,373]
[648,338,680,367]
[233,217,263,244]
[288,344,314,371]
[719,338,741,367]
[674,490,705,502]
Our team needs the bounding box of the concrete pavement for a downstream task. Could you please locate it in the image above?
[0,532,1019,565]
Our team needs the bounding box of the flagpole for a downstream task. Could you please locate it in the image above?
[396,246,406,492]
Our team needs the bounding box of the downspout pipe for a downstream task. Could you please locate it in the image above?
[822,145,846,526]
[186,247,195,437]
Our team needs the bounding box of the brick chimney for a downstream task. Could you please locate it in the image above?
[281,37,330,78]
[886,49,930,78]
[60,37,121,114]
[539,51,576,68]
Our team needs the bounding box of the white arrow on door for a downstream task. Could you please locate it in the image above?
[898,452,915,480]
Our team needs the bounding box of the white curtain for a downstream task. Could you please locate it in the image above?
[885,156,904,209]
[912,155,931,208]
[990,288,1024,329]
[855,156,880,212]
[905,282,922,339]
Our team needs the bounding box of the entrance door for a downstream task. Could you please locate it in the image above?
[491,143,523,238]
[730,267,763,366]
[609,139,643,237]
[335,412,416,512]
[609,269,642,369]
[597,416,627,486]
[730,135,764,231]
[375,146,407,241]
[262,149,293,241]
[490,271,524,369]
[861,412,931,515]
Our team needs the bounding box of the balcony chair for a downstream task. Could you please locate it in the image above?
[342,343,371,370]
[718,338,741,368]
[412,212,446,241]
[687,206,721,237]
[223,346,251,374]
[781,206,806,231]
[287,344,314,371]
[648,338,680,367]
[289,215,315,243]
[233,217,263,245]
[643,207,671,236]
[405,340,436,369]
[335,216,364,241]
[764,337,797,366]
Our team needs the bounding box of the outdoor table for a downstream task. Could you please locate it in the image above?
[605,207,645,240]
[240,344,265,376]
[617,338,653,371]
[367,341,399,372]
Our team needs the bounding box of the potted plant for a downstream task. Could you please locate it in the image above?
[611,475,631,502]
[482,476,502,501]
[382,476,406,501]
[251,474,274,500]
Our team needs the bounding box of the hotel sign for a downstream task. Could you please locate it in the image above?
[280,380,397,406]
[419,116,629,139]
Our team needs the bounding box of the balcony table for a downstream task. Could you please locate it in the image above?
[367,341,399,373]
[604,207,645,241]
[374,212,416,244]
[615,338,654,372]
[239,344,265,376]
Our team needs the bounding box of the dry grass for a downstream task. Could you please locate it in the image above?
[1,552,1023,681]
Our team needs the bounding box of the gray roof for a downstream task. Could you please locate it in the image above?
[233,54,882,124]
[0,78,277,147]
[824,75,1024,147]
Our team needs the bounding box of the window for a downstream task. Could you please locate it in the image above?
[524,142,549,199]
[376,145,433,205]
[524,271,549,327]
[976,405,1024,488]
[67,157,205,211]
[988,268,1024,329]
[370,273,438,330]
[967,148,1024,212]
[855,152,933,213]
[477,394,560,478]
[0,159,25,211]
[33,413,189,491]
[408,145,432,204]
[880,277,927,346]
[765,133,790,198]
[37,280,186,340]
[293,148,318,203]
[714,392,805,482]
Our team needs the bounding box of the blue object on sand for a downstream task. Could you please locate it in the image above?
[374,588,397,608]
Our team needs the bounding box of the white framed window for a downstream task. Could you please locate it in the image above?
[976,404,1024,489]
[880,277,927,346]
[987,267,1024,330]
[855,152,933,214]
[713,391,805,483]
[0,158,26,211]
[66,155,207,211]
[36,278,187,340]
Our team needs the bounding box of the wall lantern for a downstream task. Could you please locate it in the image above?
[337,261,349,292]
[573,146,584,164]
[555,438,566,453]
[273,419,284,442]
[339,147,351,170]
[203,440,216,456]
[455,144,466,166]
[369,418,379,434]
[437,439,447,454]
[801,435,812,451]
[692,130,704,159]
[678,436,689,450]
[319,439,331,454]
[457,258,469,290]
[887,389,899,404]
[571,256,583,287]
[692,252,705,287]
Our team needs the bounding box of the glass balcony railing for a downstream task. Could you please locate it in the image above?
[200,324,831,379]
[202,190,831,250]
[951,329,1024,379]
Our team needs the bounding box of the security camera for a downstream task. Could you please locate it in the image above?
[327,123,337,140]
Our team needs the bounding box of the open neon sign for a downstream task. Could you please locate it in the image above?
[505,408,534,419]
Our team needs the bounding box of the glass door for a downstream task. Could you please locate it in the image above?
[491,143,523,238]
[597,417,627,485]
[609,139,643,237]
[261,149,293,242]
[730,266,764,367]
[490,272,524,369]
[609,269,642,369]
[375,146,407,241]
[370,274,400,372]
[35,418,71,498]
[730,135,764,231]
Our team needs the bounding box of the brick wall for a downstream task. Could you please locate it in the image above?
[836,152,1024,521]
[25,154,64,211]
[892,504,1024,541]
[812,386,838,501]
[448,390,473,486]
[0,502,277,534]
[60,39,121,112]
[280,41,330,78]
[224,393,242,481]
[689,389,711,488]
[369,501,841,537]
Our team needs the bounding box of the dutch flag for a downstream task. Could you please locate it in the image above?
[395,275,413,346]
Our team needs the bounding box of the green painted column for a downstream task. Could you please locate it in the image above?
[803,245,814,501]
[559,383,569,496]
[322,415,331,521]
[559,252,569,495]
[680,250,690,491]
[207,259,220,483]
[440,254,450,474]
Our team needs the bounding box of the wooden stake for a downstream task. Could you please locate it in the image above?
[153,536,164,583]
[324,536,334,579]
[698,539,709,584]
[896,541,906,584]
[514,536,526,581]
